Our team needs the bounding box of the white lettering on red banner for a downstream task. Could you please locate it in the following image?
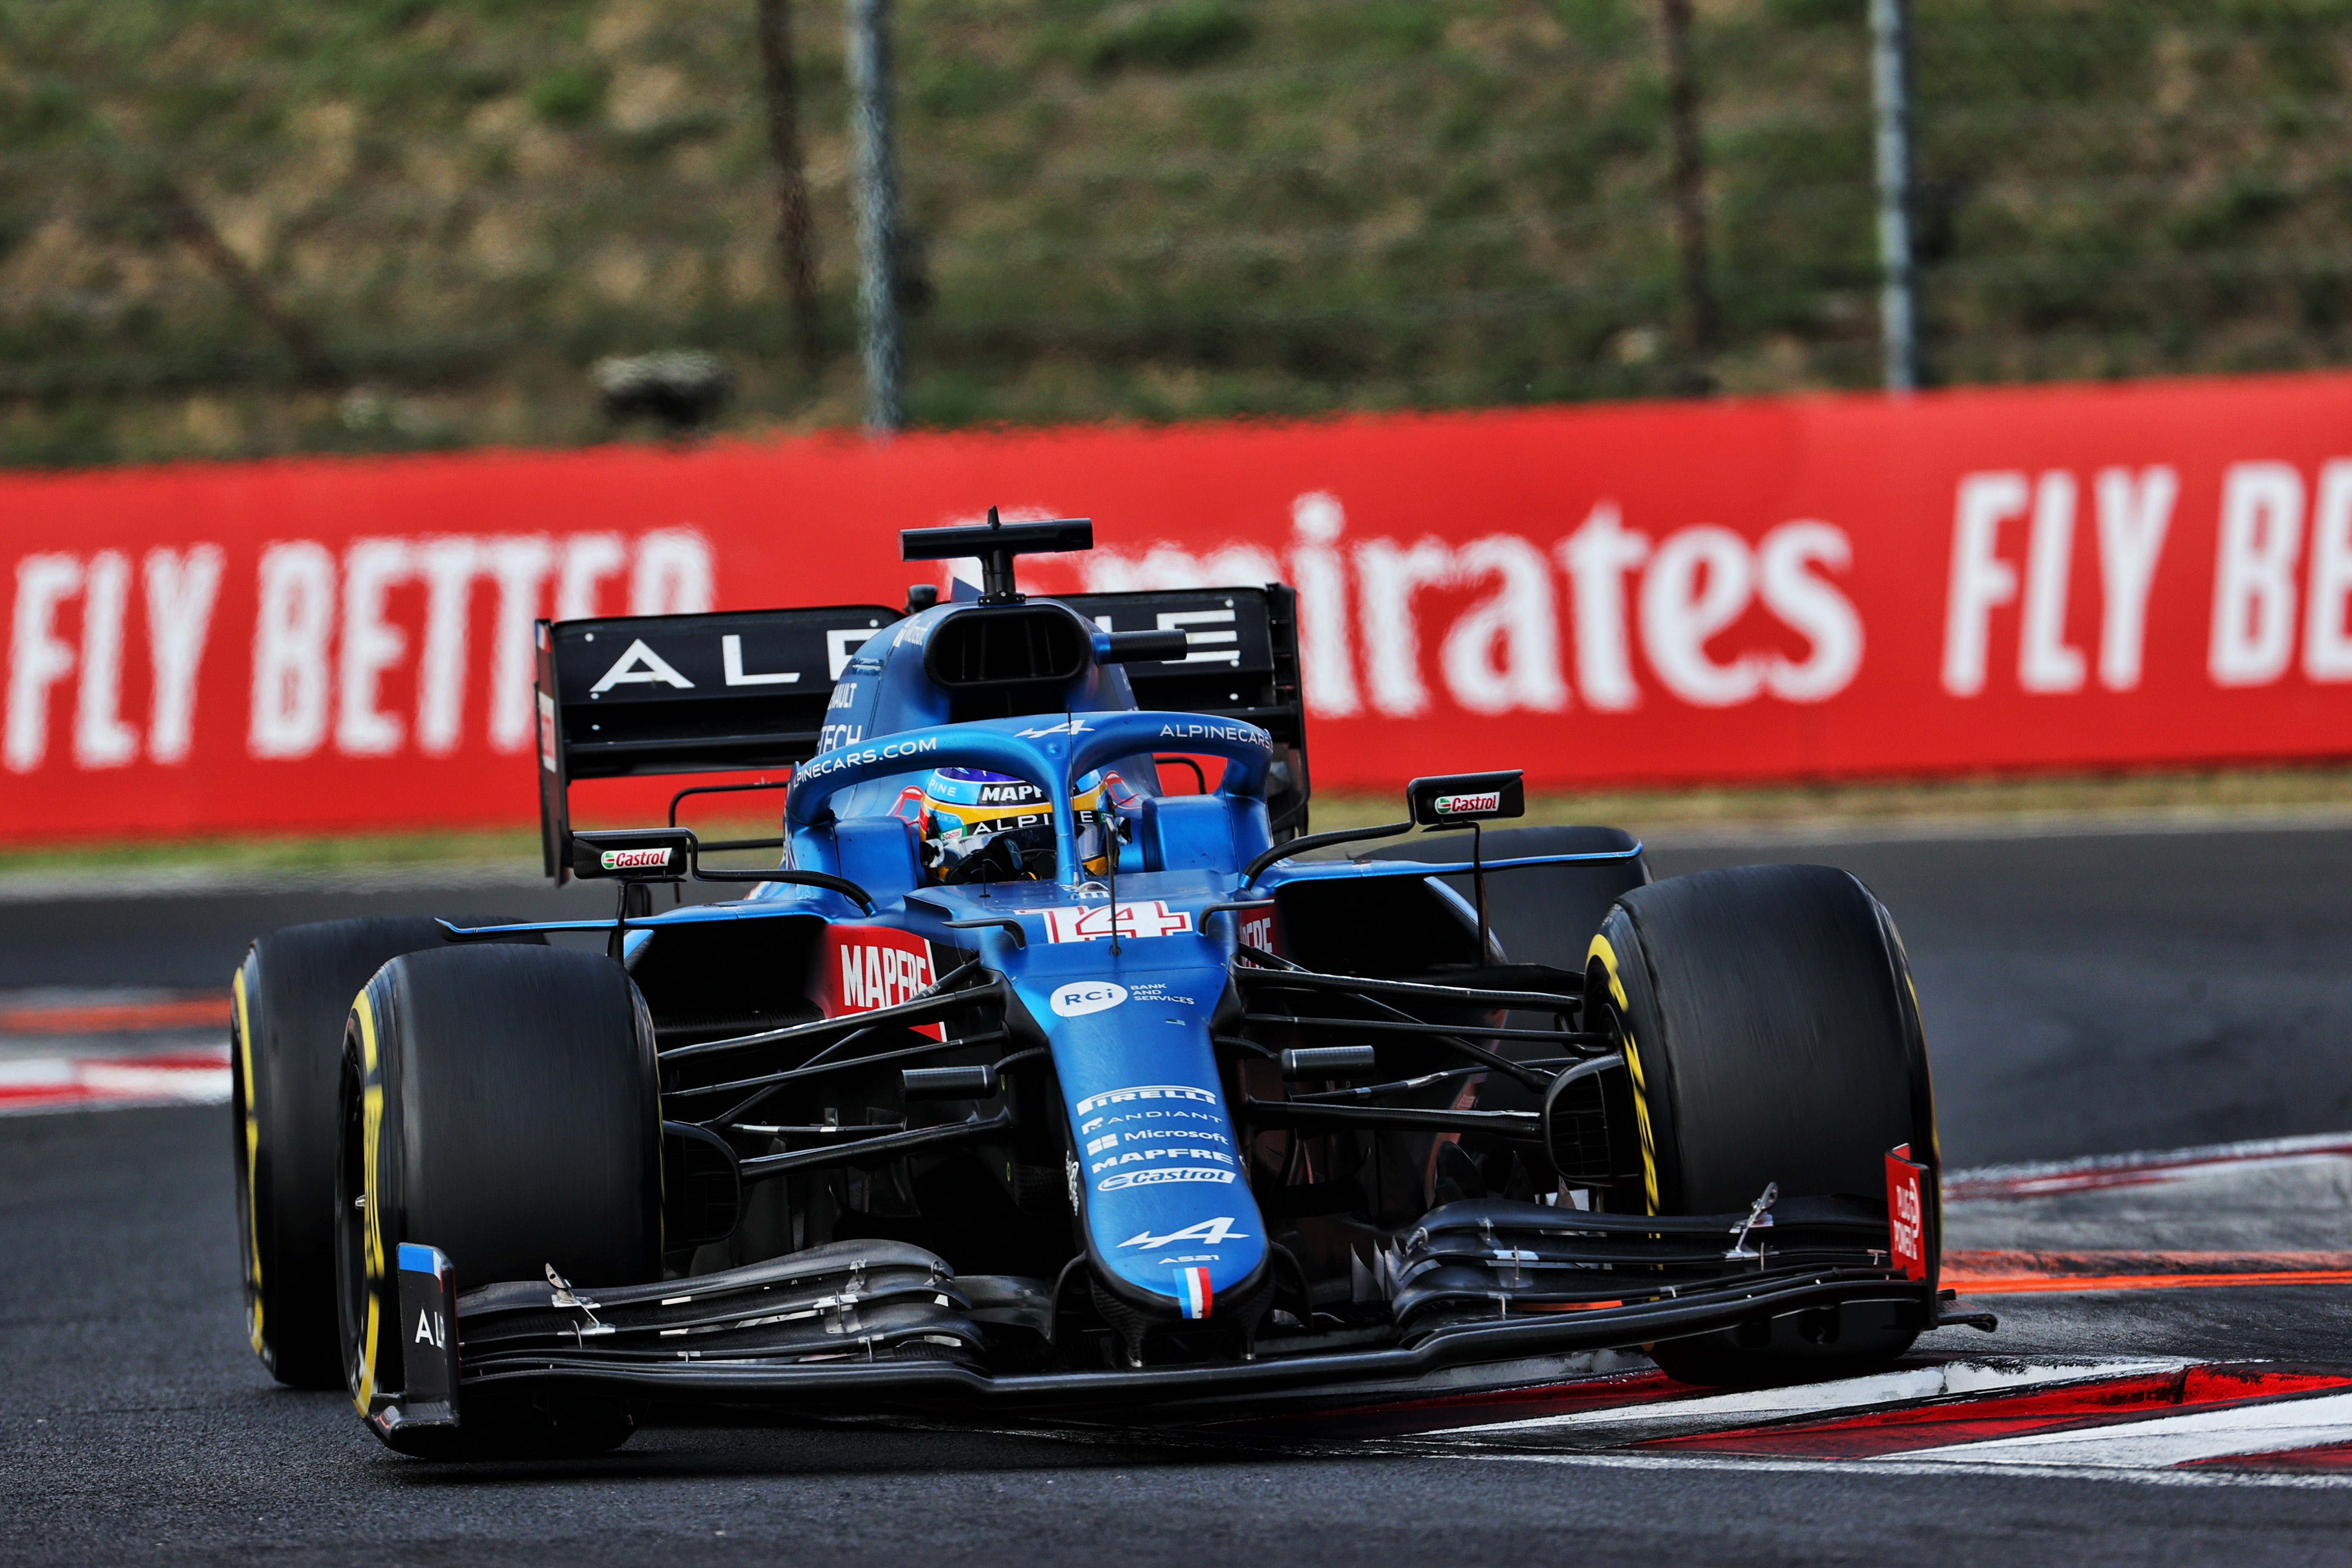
[15,380,2352,839]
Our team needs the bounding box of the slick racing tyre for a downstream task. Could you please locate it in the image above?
[1585,864,1937,1385]
[337,944,661,1456]
[232,916,539,1388]
[1362,825,1647,971]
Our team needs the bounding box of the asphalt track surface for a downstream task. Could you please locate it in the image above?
[6,825,2352,1565]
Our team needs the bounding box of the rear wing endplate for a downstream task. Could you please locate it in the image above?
[534,605,900,881]
[1057,585,1309,833]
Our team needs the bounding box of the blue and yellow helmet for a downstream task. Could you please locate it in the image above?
[918,767,1113,883]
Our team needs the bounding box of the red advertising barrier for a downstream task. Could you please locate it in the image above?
[8,371,2352,842]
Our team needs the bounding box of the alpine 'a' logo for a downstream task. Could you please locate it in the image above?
[590,639,694,693]
[1118,1216,1250,1250]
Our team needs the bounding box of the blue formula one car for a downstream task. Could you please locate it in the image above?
[230,515,1983,1457]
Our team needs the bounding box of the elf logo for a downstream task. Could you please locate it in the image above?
[1434,791,1501,815]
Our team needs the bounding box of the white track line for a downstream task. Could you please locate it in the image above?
[1450,1448,2352,1490]
[1401,1358,2187,1443]
[1642,802,2352,852]
[1948,1130,2352,1200]
[0,862,545,904]
[1889,1389,2352,1469]
[0,1047,230,1115]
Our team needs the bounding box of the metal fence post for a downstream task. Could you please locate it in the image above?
[847,0,903,432]
[1871,0,1920,392]
[757,0,822,374]
[1657,0,1719,364]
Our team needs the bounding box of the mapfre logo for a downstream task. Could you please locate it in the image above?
[1050,980,1128,1018]
[599,847,673,871]
[820,927,943,1040]
[1434,791,1501,815]
[835,937,935,1011]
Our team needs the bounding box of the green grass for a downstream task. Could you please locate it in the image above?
[5,1,2352,464]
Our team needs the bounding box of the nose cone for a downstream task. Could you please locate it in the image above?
[1024,962,1268,1320]
[1075,1079,1267,1319]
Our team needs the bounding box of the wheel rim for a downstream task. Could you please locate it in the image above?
[230,972,269,1363]
[332,1051,370,1406]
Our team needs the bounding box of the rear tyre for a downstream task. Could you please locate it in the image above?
[232,916,538,1388]
[1586,864,1937,1386]
[337,944,661,1456]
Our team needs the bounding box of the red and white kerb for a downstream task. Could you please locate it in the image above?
[1178,1267,1213,1320]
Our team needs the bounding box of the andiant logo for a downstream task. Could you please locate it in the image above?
[1072,1084,1219,1117]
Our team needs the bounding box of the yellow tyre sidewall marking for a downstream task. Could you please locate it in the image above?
[352,991,387,1417]
[233,967,265,1357]
[1588,933,1662,1216]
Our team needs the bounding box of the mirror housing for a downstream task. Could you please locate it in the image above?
[1405,770,1525,827]
[570,827,696,881]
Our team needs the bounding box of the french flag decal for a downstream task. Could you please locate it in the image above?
[1178,1267,1213,1320]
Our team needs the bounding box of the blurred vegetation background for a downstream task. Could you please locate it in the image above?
[6,0,2352,467]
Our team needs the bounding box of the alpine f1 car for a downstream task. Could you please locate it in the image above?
[231,514,1981,1457]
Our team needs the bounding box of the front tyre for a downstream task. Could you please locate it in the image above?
[1588,863,1937,1385]
[233,917,537,1388]
[337,943,662,1455]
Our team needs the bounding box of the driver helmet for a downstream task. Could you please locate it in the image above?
[913,767,1118,884]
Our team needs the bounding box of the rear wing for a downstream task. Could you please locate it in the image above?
[534,584,1308,882]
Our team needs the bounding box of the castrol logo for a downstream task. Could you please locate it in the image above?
[1434,792,1501,815]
